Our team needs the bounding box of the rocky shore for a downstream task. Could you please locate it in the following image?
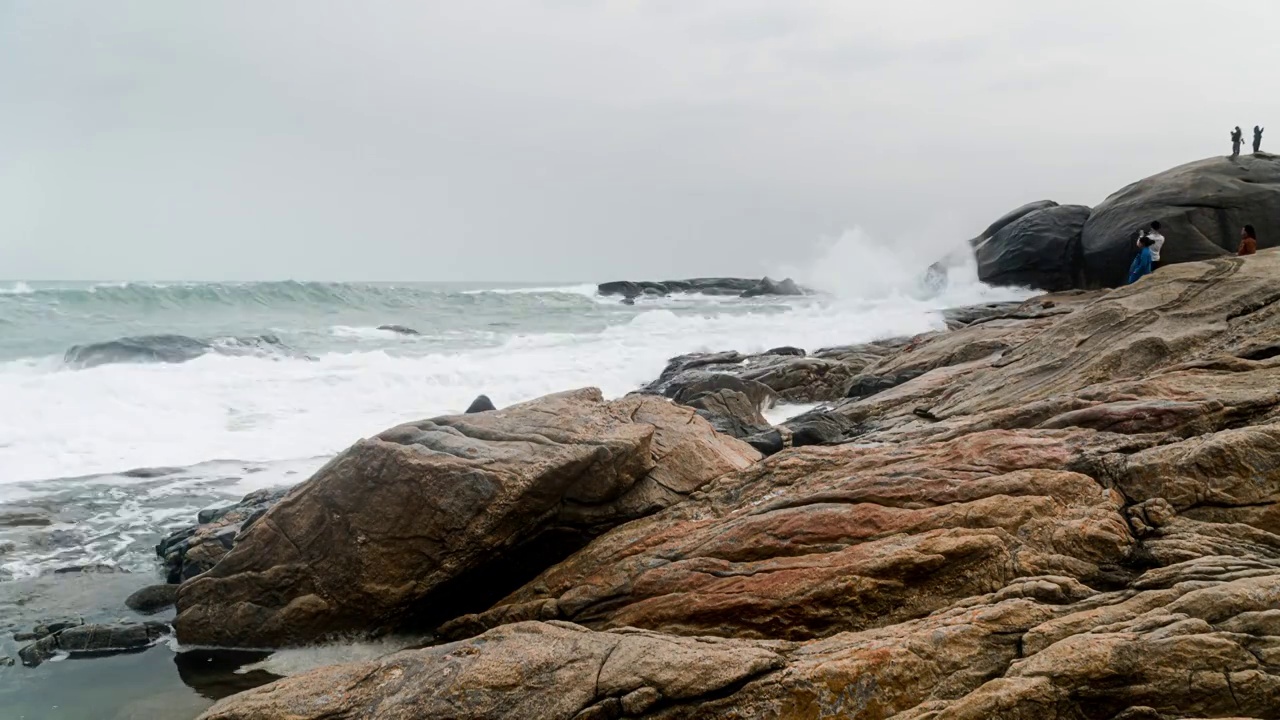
[47,250,1270,719]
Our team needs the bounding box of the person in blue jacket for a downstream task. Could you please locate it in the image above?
[1128,234,1156,284]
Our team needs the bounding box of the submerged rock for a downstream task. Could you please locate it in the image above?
[175,389,758,648]
[376,324,420,335]
[18,621,169,667]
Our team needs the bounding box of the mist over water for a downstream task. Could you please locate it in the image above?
[0,231,1032,577]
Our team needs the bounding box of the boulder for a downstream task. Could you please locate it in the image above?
[646,350,861,404]
[464,394,497,413]
[973,203,1091,290]
[18,622,169,667]
[174,388,759,648]
[125,584,180,615]
[1081,153,1280,286]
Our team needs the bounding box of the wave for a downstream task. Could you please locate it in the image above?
[0,280,607,313]
[63,333,308,368]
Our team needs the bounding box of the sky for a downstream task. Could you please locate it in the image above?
[3,0,1280,282]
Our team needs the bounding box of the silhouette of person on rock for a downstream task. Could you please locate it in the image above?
[1231,126,1244,158]
[1255,126,1265,154]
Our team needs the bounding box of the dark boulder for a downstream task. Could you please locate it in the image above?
[781,409,859,447]
[18,622,169,667]
[377,325,420,336]
[744,428,786,456]
[973,203,1091,291]
[464,395,497,413]
[740,277,803,298]
[158,486,290,584]
[765,346,805,357]
[1081,154,1280,287]
[597,278,806,298]
[126,584,180,615]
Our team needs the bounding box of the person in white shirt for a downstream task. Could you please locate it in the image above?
[1138,221,1166,268]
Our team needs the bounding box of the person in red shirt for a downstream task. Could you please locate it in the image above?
[1238,224,1258,256]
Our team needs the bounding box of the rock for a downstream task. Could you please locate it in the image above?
[376,324,420,336]
[463,394,497,413]
[18,622,169,667]
[669,375,775,439]
[0,656,12,667]
[0,511,52,527]
[739,277,803,298]
[778,409,858,447]
[198,621,785,720]
[1082,154,1280,286]
[743,428,787,456]
[973,202,1091,291]
[765,346,805,357]
[32,618,84,638]
[442,428,1139,642]
[646,350,861,405]
[125,584,180,614]
[597,277,806,299]
[174,388,759,648]
[158,486,290,584]
[52,563,125,575]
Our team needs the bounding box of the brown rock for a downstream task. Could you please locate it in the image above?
[175,388,759,648]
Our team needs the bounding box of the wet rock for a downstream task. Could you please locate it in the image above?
[197,621,784,720]
[743,428,786,456]
[739,277,803,298]
[120,466,183,479]
[19,621,169,667]
[52,563,125,575]
[779,409,858,447]
[0,511,52,527]
[376,324,420,335]
[464,394,497,413]
[0,656,13,667]
[175,389,759,648]
[158,486,291,584]
[598,277,806,299]
[126,584,180,614]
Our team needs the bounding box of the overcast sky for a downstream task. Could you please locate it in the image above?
[3,1,1279,282]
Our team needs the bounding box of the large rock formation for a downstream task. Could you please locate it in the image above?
[1082,154,1280,287]
[968,154,1280,291]
[174,389,758,647]
[973,201,1091,290]
[199,252,1280,719]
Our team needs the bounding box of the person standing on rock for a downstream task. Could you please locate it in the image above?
[1137,221,1165,269]
[1128,234,1156,284]
[1238,225,1258,256]
[1255,126,1265,154]
[1232,126,1245,158]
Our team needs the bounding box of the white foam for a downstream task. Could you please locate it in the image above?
[0,281,35,295]
[763,403,821,425]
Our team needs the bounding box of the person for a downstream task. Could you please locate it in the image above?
[1137,220,1166,268]
[1239,224,1258,256]
[1128,234,1155,284]
[1255,126,1265,154]
[1232,126,1244,158]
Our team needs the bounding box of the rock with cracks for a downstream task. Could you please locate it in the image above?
[173,388,759,648]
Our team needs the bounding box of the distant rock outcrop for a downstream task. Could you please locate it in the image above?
[597,277,805,299]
